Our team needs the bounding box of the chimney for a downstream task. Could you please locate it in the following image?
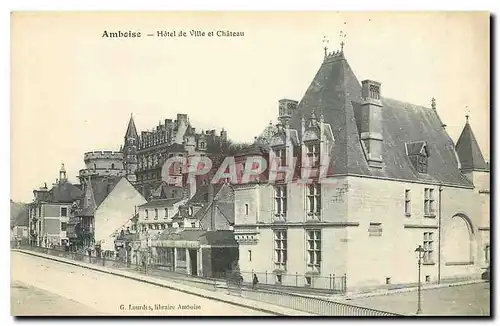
[278,99,298,128]
[360,80,384,168]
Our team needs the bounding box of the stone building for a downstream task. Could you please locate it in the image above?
[232,47,490,291]
[28,164,83,247]
[123,113,228,199]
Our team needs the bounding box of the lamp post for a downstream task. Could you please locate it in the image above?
[415,244,425,315]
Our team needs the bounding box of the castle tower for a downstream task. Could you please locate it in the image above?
[123,114,139,182]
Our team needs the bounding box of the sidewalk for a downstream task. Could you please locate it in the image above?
[13,249,314,316]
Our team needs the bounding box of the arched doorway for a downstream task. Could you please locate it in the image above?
[442,213,475,265]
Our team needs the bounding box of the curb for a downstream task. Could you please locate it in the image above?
[13,249,306,316]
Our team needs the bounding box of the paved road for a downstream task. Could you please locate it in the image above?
[340,283,490,316]
[11,251,270,316]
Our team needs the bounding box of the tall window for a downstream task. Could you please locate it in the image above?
[307,230,321,270]
[405,189,411,216]
[485,245,490,265]
[164,208,168,219]
[245,204,249,216]
[154,208,158,220]
[145,209,149,219]
[424,188,435,216]
[60,207,68,217]
[423,232,434,264]
[275,148,287,166]
[307,183,321,217]
[306,142,320,167]
[274,230,287,270]
[61,222,67,232]
[274,185,287,218]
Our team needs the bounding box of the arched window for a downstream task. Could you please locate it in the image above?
[111,163,115,169]
[443,214,475,265]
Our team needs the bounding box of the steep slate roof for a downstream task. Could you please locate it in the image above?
[79,177,121,216]
[125,115,138,139]
[49,181,84,203]
[290,51,474,187]
[455,119,489,171]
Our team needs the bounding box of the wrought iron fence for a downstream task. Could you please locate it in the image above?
[215,270,346,294]
[224,281,400,316]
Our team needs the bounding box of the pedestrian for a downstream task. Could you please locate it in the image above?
[252,273,259,289]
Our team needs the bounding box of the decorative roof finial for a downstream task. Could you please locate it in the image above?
[465,106,470,123]
[431,97,436,110]
[322,35,329,58]
[340,30,347,52]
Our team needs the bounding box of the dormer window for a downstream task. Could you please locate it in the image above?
[406,141,429,174]
[306,142,320,167]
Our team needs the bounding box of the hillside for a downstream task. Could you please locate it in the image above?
[10,200,28,228]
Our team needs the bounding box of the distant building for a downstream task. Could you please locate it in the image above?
[28,164,83,247]
[132,183,238,277]
[123,113,228,199]
[233,48,490,290]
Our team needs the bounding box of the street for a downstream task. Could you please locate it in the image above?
[340,283,490,316]
[11,251,270,316]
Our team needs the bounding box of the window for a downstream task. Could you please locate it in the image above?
[245,204,249,216]
[191,222,196,228]
[305,276,312,287]
[61,222,67,232]
[164,208,168,218]
[425,275,431,283]
[306,142,320,167]
[423,232,434,264]
[111,163,115,169]
[177,249,186,261]
[276,274,282,284]
[154,208,158,220]
[405,189,411,216]
[60,207,68,217]
[485,245,490,265]
[424,188,435,216]
[417,155,428,173]
[199,142,206,149]
[248,250,252,262]
[307,183,321,217]
[368,222,383,236]
[386,277,391,285]
[188,206,194,216]
[274,230,287,269]
[274,185,287,217]
[167,223,172,228]
[275,148,287,166]
[178,222,184,228]
[307,230,321,269]
[145,209,149,219]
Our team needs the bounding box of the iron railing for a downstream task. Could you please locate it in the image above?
[226,280,400,316]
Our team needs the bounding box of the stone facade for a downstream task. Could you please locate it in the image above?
[232,48,490,291]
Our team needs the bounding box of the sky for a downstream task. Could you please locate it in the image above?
[11,12,490,202]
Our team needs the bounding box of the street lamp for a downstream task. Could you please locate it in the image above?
[415,244,425,315]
